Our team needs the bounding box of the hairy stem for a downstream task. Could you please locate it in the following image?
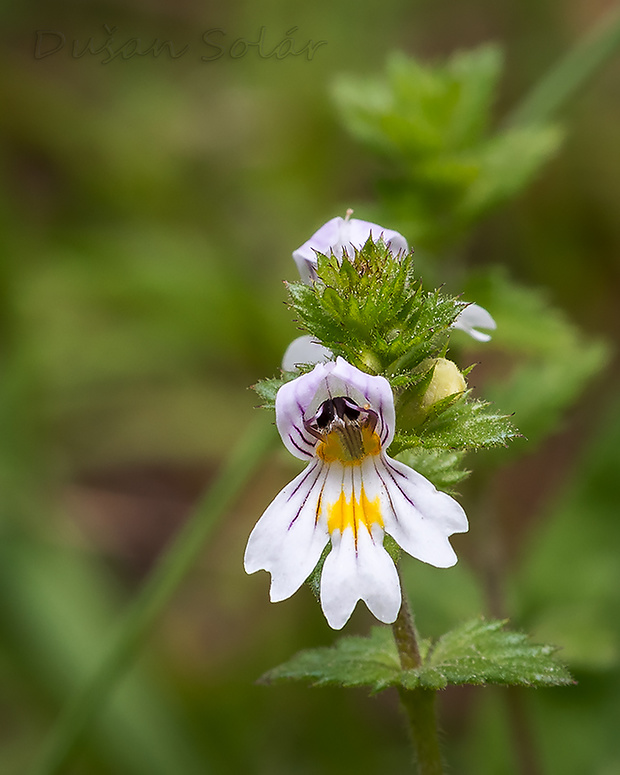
[398,689,444,775]
[30,416,277,775]
[393,587,445,775]
[392,591,423,670]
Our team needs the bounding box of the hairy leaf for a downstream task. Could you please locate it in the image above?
[261,620,572,692]
[418,618,573,689]
[259,627,409,693]
[394,393,519,452]
[287,240,461,375]
[252,377,286,410]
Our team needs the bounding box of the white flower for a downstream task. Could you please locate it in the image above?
[292,214,409,283]
[244,358,468,630]
[453,303,497,343]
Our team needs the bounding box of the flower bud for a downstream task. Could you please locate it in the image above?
[419,358,466,410]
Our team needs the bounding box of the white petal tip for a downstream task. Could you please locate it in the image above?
[469,330,493,343]
[453,303,496,342]
[425,547,458,569]
[269,588,289,604]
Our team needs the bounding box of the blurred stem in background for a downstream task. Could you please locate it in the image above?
[30,417,276,775]
[506,5,620,127]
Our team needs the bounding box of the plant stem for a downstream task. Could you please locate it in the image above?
[392,587,445,775]
[30,415,277,775]
[507,5,620,127]
[392,590,422,670]
[398,689,444,775]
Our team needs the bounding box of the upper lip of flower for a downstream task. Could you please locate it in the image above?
[292,216,409,283]
[276,358,395,460]
[245,357,468,630]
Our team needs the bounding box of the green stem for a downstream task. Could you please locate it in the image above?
[507,5,620,127]
[392,588,445,775]
[398,689,444,775]
[392,590,423,670]
[30,415,277,775]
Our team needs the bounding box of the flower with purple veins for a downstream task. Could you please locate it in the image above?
[244,358,468,630]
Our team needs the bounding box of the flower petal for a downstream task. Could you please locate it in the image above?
[320,524,401,630]
[244,461,330,601]
[292,217,342,282]
[453,303,497,342]
[367,454,468,568]
[281,335,333,372]
[308,358,395,447]
[275,364,329,460]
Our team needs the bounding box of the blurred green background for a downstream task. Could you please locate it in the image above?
[1,1,619,773]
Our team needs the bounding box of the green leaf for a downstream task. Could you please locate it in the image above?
[393,393,519,452]
[465,269,610,446]
[458,125,563,218]
[421,394,519,448]
[334,47,504,162]
[252,377,286,409]
[419,618,573,689]
[333,48,562,251]
[444,45,504,147]
[261,620,572,693]
[259,627,409,693]
[252,371,303,410]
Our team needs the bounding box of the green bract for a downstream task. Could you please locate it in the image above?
[286,239,458,373]
[254,238,518,489]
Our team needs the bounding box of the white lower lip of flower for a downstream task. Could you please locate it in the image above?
[321,520,400,631]
[244,449,467,630]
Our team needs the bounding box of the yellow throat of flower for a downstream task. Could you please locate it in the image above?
[316,425,382,463]
[327,485,384,537]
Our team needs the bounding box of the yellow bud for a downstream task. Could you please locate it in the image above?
[420,358,466,410]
